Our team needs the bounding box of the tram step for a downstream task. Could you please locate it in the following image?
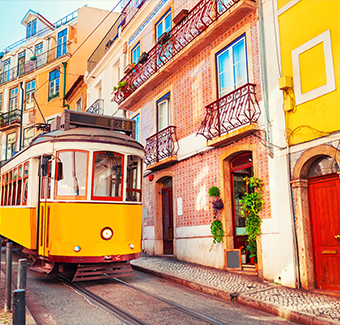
[72,262,134,282]
[30,258,56,275]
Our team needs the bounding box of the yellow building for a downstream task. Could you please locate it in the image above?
[277,0,340,292]
[0,6,119,163]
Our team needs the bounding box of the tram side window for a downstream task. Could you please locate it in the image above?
[56,151,88,199]
[126,155,142,202]
[12,168,18,205]
[1,174,6,206]
[41,160,52,199]
[92,151,123,201]
[7,171,13,206]
[17,165,23,205]
[4,173,8,206]
[22,162,29,205]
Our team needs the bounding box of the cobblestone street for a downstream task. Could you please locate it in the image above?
[132,255,340,324]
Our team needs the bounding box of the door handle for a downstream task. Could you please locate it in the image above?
[335,235,340,241]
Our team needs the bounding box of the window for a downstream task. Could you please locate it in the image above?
[0,93,3,112]
[216,35,248,98]
[126,155,142,202]
[26,19,37,38]
[22,162,29,205]
[41,158,52,200]
[76,98,82,112]
[16,165,23,205]
[4,59,10,82]
[9,87,18,111]
[49,69,60,100]
[131,43,140,64]
[155,10,172,41]
[157,92,170,131]
[57,29,67,58]
[132,113,140,142]
[23,128,34,147]
[18,51,26,76]
[35,43,43,55]
[6,132,16,160]
[92,151,124,201]
[26,80,35,110]
[55,150,88,199]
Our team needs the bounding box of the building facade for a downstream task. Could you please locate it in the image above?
[100,0,298,287]
[0,6,118,164]
[273,0,340,292]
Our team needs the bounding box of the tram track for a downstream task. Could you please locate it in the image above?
[58,274,227,325]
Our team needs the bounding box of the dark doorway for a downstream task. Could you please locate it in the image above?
[162,177,173,254]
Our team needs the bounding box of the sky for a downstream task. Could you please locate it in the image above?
[0,0,121,50]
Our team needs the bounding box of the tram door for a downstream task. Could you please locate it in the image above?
[38,158,52,257]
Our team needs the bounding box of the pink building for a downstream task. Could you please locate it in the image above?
[112,0,272,277]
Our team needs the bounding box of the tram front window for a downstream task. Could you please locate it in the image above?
[56,150,88,199]
[126,155,142,202]
[92,151,123,200]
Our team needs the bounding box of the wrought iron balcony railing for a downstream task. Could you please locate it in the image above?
[0,43,70,85]
[113,0,241,104]
[5,10,78,53]
[121,0,146,31]
[144,126,179,167]
[87,15,124,74]
[86,99,104,115]
[0,109,21,128]
[197,83,261,141]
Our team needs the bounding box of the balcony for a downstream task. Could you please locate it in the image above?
[144,126,179,170]
[87,15,123,74]
[0,109,21,130]
[0,44,70,86]
[197,83,261,147]
[121,0,146,31]
[113,0,256,108]
[86,99,104,115]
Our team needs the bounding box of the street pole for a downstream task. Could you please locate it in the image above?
[5,242,12,312]
[13,289,26,325]
[18,259,27,290]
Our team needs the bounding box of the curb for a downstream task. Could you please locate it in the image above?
[132,264,339,325]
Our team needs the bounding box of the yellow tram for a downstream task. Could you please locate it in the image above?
[0,110,144,281]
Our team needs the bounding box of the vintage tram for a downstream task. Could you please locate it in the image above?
[0,110,143,281]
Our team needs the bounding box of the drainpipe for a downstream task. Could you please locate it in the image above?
[19,81,24,151]
[257,0,273,158]
[62,62,69,110]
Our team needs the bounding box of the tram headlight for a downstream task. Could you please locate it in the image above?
[101,227,113,240]
[73,246,81,252]
[128,244,134,250]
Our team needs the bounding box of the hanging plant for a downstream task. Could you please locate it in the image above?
[209,219,223,252]
[240,176,264,263]
[208,186,224,251]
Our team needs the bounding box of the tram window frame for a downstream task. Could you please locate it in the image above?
[1,174,5,206]
[55,150,89,200]
[7,170,13,206]
[12,168,18,205]
[41,159,52,200]
[92,151,124,202]
[22,162,29,206]
[4,173,8,206]
[17,165,23,205]
[126,155,142,202]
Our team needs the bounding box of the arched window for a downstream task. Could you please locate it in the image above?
[308,156,339,178]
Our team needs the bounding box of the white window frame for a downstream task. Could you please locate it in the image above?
[157,93,170,131]
[9,88,18,111]
[292,30,335,105]
[25,80,35,110]
[49,69,60,100]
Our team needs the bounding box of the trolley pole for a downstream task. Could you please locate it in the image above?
[13,289,26,325]
[5,242,12,312]
[17,259,27,290]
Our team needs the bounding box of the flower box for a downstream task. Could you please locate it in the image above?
[173,9,189,25]
[138,52,149,65]
[157,32,170,45]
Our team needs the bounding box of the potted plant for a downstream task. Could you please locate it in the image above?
[239,246,247,264]
[157,32,170,45]
[138,52,149,64]
[113,80,127,92]
[240,176,264,270]
[208,186,224,252]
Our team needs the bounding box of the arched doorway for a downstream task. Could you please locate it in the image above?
[230,152,253,249]
[161,177,173,255]
[307,156,340,291]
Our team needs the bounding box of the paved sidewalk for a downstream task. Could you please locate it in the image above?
[131,255,340,325]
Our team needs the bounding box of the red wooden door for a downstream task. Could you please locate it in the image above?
[308,173,340,291]
[162,187,173,255]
